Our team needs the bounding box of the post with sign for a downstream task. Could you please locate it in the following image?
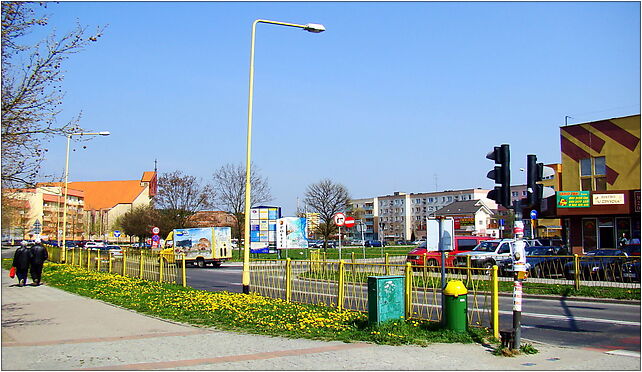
[334,213,345,260]
[151,226,160,250]
[511,201,527,350]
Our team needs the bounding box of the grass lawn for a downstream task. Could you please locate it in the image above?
[2,259,491,347]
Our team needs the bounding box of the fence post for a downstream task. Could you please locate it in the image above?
[139,251,144,279]
[405,262,412,319]
[385,253,390,276]
[71,248,75,266]
[286,258,292,302]
[159,254,164,283]
[338,260,345,310]
[87,249,91,269]
[122,249,127,276]
[97,250,101,272]
[574,254,580,290]
[492,265,499,340]
[109,252,113,273]
[181,253,187,287]
[466,255,472,285]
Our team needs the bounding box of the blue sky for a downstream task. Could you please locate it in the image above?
[33,1,640,215]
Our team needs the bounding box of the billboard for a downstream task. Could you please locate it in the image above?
[250,206,281,253]
[276,217,309,249]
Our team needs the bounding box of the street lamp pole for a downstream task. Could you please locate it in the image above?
[61,131,110,261]
[242,19,325,294]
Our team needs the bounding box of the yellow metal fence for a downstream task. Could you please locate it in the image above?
[250,257,499,334]
[45,245,187,286]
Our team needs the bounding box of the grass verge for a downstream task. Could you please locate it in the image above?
[2,259,491,347]
[300,267,640,300]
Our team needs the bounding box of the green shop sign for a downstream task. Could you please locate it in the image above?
[557,191,590,208]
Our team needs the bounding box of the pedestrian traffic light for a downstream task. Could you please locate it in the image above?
[486,144,511,208]
[526,154,556,209]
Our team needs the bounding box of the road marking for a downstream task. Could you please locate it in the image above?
[498,310,641,327]
[605,350,641,358]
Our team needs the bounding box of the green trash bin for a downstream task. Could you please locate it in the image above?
[443,280,468,332]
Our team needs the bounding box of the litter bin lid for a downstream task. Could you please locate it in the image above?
[443,280,468,296]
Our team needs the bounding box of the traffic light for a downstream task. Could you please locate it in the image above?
[486,144,511,208]
[526,154,556,209]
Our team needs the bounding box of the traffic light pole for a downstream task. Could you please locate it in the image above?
[511,201,526,350]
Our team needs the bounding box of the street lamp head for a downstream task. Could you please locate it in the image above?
[99,131,111,136]
[304,23,326,33]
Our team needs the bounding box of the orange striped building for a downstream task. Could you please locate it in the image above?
[557,115,640,253]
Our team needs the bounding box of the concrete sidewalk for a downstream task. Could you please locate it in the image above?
[1,270,639,370]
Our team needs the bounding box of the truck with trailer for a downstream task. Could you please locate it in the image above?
[161,227,233,268]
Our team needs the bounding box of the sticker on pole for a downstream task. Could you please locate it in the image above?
[513,221,524,235]
[333,213,346,226]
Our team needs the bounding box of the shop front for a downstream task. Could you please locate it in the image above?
[556,190,640,254]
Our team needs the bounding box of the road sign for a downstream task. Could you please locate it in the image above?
[33,220,42,234]
[113,230,121,238]
[530,210,538,220]
[344,217,355,228]
[333,213,346,226]
[151,234,160,242]
[151,226,160,235]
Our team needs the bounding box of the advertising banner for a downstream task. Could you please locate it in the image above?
[276,217,309,249]
[557,191,590,208]
[173,228,214,259]
[250,206,281,253]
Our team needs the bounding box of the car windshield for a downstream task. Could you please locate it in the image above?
[527,247,551,255]
[594,250,622,256]
[473,241,499,252]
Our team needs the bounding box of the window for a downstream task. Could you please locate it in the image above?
[580,156,607,191]
[522,191,527,196]
[512,191,518,197]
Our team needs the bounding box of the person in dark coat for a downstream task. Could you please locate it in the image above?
[30,238,48,286]
[12,241,32,287]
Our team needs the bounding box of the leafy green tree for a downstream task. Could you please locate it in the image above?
[114,204,159,244]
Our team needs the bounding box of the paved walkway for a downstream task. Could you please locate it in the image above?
[1,269,640,370]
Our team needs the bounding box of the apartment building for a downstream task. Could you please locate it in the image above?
[348,198,377,240]
[2,186,85,241]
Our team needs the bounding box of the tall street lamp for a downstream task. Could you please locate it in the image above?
[242,19,325,294]
[61,131,110,261]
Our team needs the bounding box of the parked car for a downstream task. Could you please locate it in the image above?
[563,249,629,280]
[84,241,105,249]
[621,244,640,257]
[364,240,385,247]
[407,236,494,268]
[454,239,532,268]
[498,246,571,277]
[351,240,366,246]
[620,260,641,282]
[523,239,543,247]
[537,237,565,247]
[101,244,122,255]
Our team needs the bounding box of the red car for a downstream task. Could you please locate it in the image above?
[406,236,494,267]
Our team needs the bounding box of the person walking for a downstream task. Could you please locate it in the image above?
[12,241,32,287]
[30,238,48,286]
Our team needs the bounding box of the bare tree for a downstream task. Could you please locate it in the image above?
[304,179,350,250]
[155,171,214,229]
[1,2,104,187]
[211,163,272,242]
